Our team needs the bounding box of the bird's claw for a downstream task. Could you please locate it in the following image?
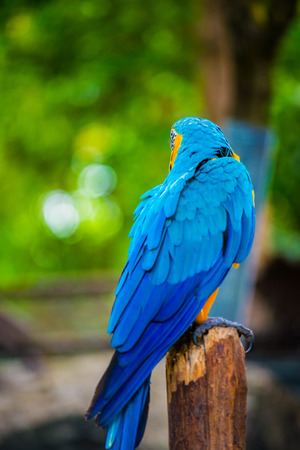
[193,317,254,353]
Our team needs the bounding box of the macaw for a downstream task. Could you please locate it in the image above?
[86,117,255,449]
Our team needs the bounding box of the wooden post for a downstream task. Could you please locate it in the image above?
[166,326,247,449]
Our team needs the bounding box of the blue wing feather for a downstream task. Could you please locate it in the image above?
[235,208,255,263]
[146,209,166,250]
[115,262,129,296]
[164,190,181,217]
[149,238,171,284]
[168,219,183,245]
[108,263,145,334]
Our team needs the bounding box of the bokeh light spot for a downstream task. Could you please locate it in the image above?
[42,190,80,238]
[78,164,117,198]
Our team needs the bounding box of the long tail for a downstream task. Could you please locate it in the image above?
[104,376,150,449]
[86,364,151,450]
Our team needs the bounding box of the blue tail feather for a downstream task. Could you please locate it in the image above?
[105,376,151,450]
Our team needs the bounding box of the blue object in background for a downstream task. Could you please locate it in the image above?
[210,119,273,322]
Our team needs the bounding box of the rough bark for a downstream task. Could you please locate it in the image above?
[166,326,247,449]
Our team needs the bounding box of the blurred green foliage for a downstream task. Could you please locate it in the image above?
[0,0,199,284]
[0,0,299,285]
[271,9,300,258]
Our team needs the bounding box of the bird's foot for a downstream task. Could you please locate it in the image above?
[193,317,254,353]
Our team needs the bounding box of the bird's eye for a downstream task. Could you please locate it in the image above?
[170,128,177,152]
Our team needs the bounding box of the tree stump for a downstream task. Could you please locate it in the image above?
[166,326,247,449]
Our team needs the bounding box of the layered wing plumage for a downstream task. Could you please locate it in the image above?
[87,156,255,437]
[109,157,254,341]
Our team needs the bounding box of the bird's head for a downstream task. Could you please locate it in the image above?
[169,117,240,171]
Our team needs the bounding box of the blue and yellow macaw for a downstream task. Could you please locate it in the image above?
[86,117,255,449]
